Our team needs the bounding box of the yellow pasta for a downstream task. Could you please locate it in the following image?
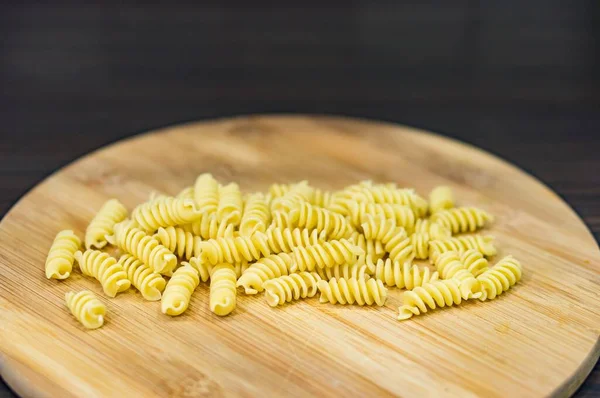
[353,182,429,218]
[45,230,81,280]
[263,227,324,254]
[292,239,363,272]
[239,192,270,236]
[361,215,414,263]
[312,188,333,208]
[372,258,438,289]
[429,186,454,213]
[349,232,385,264]
[199,233,271,265]
[265,183,292,205]
[263,272,321,307]
[210,264,237,316]
[118,254,166,301]
[236,253,293,294]
[318,277,387,306]
[217,182,243,225]
[131,196,202,233]
[411,232,430,260]
[315,262,371,281]
[85,199,128,249]
[154,226,202,260]
[345,201,416,232]
[107,221,177,275]
[75,250,131,297]
[460,249,490,277]
[429,235,497,264]
[194,173,219,214]
[477,256,522,301]
[414,219,451,240]
[452,270,482,299]
[161,264,200,316]
[434,251,467,279]
[397,278,478,320]
[184,213,235,240]
[289,202,353,240]
[430,206,493,234]
[269,210,296,230]
[65,290,106,329]
[176,186,194,200]
[270,180,313,213]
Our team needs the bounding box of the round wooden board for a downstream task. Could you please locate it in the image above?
[1,115,599,398]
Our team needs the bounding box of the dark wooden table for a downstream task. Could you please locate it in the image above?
[1,2,599,397]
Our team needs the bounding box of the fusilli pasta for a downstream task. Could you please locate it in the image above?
[263,272,321,306]
[318,277,387,306]
[65,290,106,329]
[132,196,202,232]
[429,186,454,213]
[289,202,353,239]
[414,219,451,240]
[45,230,81,280]
[217,182,243,225]
[292,239,363,272]
[107,221,177,275]
[460,249,490,277]
[431,206,493,234]
[85,199,128,249]
[372,258,438,289]
[154,226,201,259]
[199,233,271,265]
[194,173,219,214]
[236,253,293,294]
[263,227,324,253]
[429,235,497,264]
[315,262,371,281]
[210,264,237,316]
[118,254,166,301]
[161,264,200,316]
[239,192,270,236]
[477,256,522,301]
[75,250,131,297]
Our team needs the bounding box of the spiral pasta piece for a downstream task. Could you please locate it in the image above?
[240,193,270,236]
[318,277,387,306]
[362,215,414,263]
[372,258,438,289]
[210,264,237,316]
[45,230,81,279]
[434,251,468,279]
[354,183,429,218]
[316,262,371,281]
[349,232,385,264]
[460,249,490,277]
[411,232,430,260]
[429,235,497,264]
[185,213,235,240]
[236,253,293,294]
[266,182,291,205]
[289,202,353,239]
[292,239,363,272]
[176,186,194,200]
[431,206,493,234]
[154,226,202,260]
[199,233,271,265]
[270,210,296,230]
[161,264,200,316]
[194,173,219,214]
[414,219,451,240]
[75,250,131,297]
[217,182,243,225]
[477,256,522,301]
[263,227,324,253]
[108,221,177,275]
[452,270,482,299]
[398,278,476,320]
[429,186,454,213]
[312,188,333,208]
[65,291,106,329]
[118,254,166,301]
[263,272,321,307]
[85,199,128,249]
[132,196,202,233]
[345,201,416,232]
[270,181,314,213]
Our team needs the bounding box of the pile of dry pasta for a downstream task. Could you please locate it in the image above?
[46,175,522,329]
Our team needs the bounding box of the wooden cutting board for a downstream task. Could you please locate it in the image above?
[1,115,599,398]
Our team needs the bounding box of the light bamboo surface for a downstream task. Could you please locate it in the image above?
[1,115,599,397]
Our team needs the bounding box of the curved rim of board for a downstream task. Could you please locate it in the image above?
[0,114,599,397]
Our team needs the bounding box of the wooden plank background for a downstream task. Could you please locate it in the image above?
[1,1,599,396]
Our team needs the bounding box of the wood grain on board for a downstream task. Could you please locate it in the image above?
[0,116,599,397]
